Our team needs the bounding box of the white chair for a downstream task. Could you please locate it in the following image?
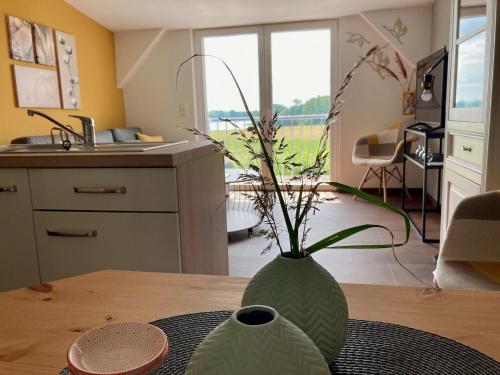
[352,123,413,202]
[434,191,500,290]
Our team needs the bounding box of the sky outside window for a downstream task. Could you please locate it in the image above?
[203,34,260,113]
[271,29,330,110]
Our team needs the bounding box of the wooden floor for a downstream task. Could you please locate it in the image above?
[228,190,440,287]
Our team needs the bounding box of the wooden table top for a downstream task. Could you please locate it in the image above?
[0,270,499,374]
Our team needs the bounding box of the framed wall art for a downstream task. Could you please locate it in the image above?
[55,30,81,109]
[33,23,56,66]
[402,91,416,116]
[13,65,61,108]
[8,15,34,62]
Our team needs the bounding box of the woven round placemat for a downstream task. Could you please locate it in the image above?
[60,311,500,374]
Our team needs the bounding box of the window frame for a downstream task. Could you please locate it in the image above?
[448,0,491,124]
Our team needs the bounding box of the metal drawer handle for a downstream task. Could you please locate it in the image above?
[461,146,472,152]
[0,185,17,193]
[47,230,98,238]
[73,186,126,194]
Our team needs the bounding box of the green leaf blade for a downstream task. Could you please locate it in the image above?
[305,224,391,254]
[304,181,410,254]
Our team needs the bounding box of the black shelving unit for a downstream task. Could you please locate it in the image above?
[401,124,444,243]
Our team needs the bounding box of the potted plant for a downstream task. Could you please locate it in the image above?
[179,46,410,363]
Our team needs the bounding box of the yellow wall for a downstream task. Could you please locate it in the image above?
[0,0,125,145]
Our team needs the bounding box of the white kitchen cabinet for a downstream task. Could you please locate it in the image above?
[34,211,181,282]
[441,0,497,236]
[28,167,185,283]
[0,169,40,291]
[0,146,228,290]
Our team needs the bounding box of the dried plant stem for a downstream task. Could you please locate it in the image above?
[391,244,437,289]
[251,185,284,254]
[177,47,411,260]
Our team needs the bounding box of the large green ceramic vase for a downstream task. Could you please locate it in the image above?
[185,305,330,375]
[241,255,348,363]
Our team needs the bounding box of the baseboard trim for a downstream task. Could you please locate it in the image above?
[361,188,439,207]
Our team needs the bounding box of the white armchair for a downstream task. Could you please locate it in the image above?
[352,123,413,202]
[434,191,500,290]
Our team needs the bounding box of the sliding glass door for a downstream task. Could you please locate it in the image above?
[266,25,332,176]
[195,21,337,179]
[198,28,263,170]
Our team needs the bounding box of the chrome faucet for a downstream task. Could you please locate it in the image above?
[27,109,96,147]
[69,115,96,146]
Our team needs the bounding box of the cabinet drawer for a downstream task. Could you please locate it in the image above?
[0,169,40,291]
[449,133,484,167]
[29,168,178,212]
[34,211,181,282]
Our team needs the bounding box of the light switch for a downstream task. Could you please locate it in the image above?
[179,103,187,117]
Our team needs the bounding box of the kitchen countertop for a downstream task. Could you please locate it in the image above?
[0,140,216,168]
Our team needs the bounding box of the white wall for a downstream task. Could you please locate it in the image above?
[361,7,433,66]
[431,0,452,51]
[114,28,164,86]
[427,0,452,200]
[338,15,424,188]
[122,30,198,142]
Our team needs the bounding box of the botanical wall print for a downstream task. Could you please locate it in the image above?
[347,22,414,116]
[366,49,391,79]
[55,30,81,109]
[34,23,56,66]
[8,16,34,62]
[345,32,389,79]
[13,65,61,108]
[378,52,415,89]
[346,32,371,48]
[382,18,408,45]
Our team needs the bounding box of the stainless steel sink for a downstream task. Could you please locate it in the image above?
[0,141,188,154]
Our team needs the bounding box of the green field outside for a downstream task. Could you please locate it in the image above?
[210,124,330,175]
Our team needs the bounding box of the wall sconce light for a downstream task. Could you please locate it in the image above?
[420,50,448,103]
[421,74,435,102]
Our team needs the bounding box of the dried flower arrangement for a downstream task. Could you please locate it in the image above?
[178,47,410,259]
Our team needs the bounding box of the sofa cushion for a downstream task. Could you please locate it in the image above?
[11,135,53,144]
[95,130,114,143]
[136,132,164,142]
[111,127,142,142]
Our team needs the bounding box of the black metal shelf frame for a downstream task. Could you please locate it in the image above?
[401,124,444,243]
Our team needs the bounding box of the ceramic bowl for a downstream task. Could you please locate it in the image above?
[67,321,168,375]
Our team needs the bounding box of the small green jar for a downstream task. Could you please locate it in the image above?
[185,305,330,375]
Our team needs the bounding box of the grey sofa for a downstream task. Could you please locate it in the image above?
[11,127,142,145]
